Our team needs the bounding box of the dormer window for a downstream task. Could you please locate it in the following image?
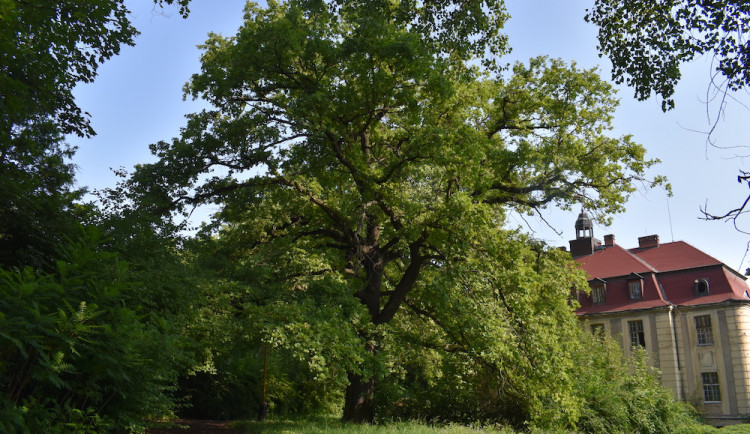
[590,278,606,304]
[694,278,710,297]
[592,285,605,304]
[629,281,642,299]
[627,273,644,300]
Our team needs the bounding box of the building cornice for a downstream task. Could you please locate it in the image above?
[578,298,750,319]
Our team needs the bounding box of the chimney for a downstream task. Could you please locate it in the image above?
[604,234,615,247]
[638,234,660,249]
[569,237,595,257]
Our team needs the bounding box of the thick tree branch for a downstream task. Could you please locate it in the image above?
[374,234,427,324]
[403,299,470,352]
[273,172,352,236]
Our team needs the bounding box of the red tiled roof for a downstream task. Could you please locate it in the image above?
[573,238,750,314]
[664,267,749,305]
[576,244,655,279]
[576,272,668,315]
[628,241,721,271]
[579,299,668,315]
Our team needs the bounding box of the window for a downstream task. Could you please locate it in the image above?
[695,279,710,296]
[590,323,605,338]
[701,372,721,402]
[628,320,646,348]
[628,280,642,300]
[695,315,714,346]
[592,285,605,304]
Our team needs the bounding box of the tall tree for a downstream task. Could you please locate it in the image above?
[0,1,209,429]
[0,118,80,268]
[131,0,661,423]
[0,0,190,269]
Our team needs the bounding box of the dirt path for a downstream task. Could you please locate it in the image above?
[147,419,246,434]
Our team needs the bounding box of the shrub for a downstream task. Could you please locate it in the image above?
[572,330,703,433]
[0,228,192,432]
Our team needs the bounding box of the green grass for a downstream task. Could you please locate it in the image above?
[232,415,514,433]
[233,415,750,433]
[716,425,750,433]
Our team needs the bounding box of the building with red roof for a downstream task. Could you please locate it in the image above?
[569,211,750,425]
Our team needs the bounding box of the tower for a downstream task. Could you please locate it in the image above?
[569,210,599,257]
[575,210,594,239]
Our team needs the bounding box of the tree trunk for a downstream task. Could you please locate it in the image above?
[341,372,375,423]
[341,239,423,423]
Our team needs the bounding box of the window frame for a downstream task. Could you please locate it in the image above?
[695,315,714,346]
[591,285,605,304]
[701,372,721,403]
[628,280,643,300]
[695,278,710,296]
[626,273,644,301]
[628,320,646,348]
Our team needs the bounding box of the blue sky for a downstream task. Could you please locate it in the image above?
[68,0,750,271]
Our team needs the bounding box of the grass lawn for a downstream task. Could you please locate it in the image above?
[232,415,514,433]
[719,425,750,433]
[232,415,750,433]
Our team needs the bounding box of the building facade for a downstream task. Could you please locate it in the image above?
[569,211,750,425]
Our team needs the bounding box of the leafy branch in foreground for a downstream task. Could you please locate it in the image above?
[586,0,749,112]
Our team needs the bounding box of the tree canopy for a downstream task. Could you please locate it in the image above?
[0,0,190,270]
[0,0,190,138]
[586,0,750,111]
[0,1,203,431]
[0,0,704,429]
[129,0,663,424]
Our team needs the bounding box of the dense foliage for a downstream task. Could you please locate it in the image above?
[0,0,711,431]
[187,220,703,431]
[0,119,81,269]
[0,227,198,432]
[0,1,198,431]
[378,316,703,432]
[0,0,191,270]
[586,0,750,111]
[572,328,700,433]
[127,0,668,426]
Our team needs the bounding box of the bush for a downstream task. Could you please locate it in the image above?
[375,311,705,432]
[0,228,192,432]
[572,330,703,433]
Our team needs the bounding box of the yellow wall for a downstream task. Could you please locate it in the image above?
[582,303,750,423]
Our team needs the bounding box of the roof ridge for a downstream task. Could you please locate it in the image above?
[675,240,722,264]
[619,244,659,272]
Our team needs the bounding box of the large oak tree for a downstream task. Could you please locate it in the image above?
[131,0,662,423]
